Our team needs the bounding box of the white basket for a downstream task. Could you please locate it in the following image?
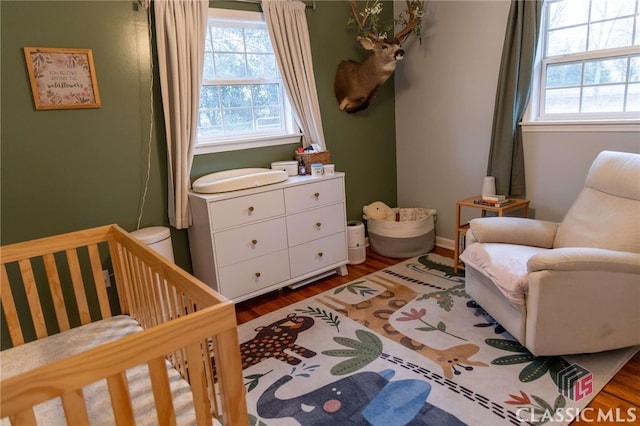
[364,208,436,258]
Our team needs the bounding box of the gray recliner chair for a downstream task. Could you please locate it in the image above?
[460,150,640,356]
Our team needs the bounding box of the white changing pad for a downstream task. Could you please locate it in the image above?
[0,315,199,425]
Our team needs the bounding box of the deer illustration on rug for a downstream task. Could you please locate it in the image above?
[318,275,488,379]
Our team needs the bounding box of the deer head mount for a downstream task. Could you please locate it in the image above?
[334,0,423,113]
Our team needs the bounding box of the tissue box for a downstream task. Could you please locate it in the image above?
[295,150,331,174]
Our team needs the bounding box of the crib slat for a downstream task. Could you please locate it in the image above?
[42,253,71,332]
[66,248,91,325]
[19,259,47,339]
[186,342,214,426]
[61,389,90,425]
[9,408,37,426]
[106,371,135,426]
[1,265,25,346]
[109,242,130,314]
[88,243,112,319]
[148,357,177,426]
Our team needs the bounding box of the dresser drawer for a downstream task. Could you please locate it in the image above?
[218,250,290,300]
[286,203,346,247]
[209,190,285,230]
[214,218,287,267]
[289,232,347,278]
[284,178,344,213]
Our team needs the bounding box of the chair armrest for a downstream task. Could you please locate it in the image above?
[468,217,558,248]
[528,247,640,274]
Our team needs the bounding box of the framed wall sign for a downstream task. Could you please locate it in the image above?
[23,47,101,110]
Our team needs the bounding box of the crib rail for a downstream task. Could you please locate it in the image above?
[0,224,248,425]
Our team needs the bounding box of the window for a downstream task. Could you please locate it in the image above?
[535,0,640,121]
[196,8,300,154]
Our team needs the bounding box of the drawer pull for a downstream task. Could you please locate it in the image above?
[255,272,261,278]
[251,239,258,245]
[318,252,324,257]
[313,192,320,198]
[316,222,322,228]
[248,206,255,212]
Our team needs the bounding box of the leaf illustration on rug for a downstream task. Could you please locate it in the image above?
[504,390,566,426]
[466,300,506,334]
[416,283,469,311]
[245,369,273,393]
[401,255,465,282]
[295,306,341,332]
[397,307,467,341]
[333,279,378,297]
[487,338,571,386]
[322,329,382,375]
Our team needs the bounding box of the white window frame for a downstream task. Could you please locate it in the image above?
[195,8,301,155]
[524,0,640,130]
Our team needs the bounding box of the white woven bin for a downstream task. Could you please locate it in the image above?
[364,208,436,258]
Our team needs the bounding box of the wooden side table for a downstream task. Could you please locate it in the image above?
[454,195,530,272]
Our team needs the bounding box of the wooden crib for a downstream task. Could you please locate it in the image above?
[0,224,248,425]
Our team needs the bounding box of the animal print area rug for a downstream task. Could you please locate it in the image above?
[236,254,638,426]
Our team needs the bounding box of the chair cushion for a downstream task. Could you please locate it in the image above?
[555,151,640,253]
[460,243,548,305]
[554,188,640,253]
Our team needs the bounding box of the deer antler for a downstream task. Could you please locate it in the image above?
[394,0,423,43]
[349,0,383,40]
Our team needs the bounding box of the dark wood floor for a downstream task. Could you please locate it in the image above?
[235,247,640,425]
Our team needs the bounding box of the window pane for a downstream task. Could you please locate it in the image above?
[630,56,640,82]
[547,0,588,30]
[252,84,280,106]
[590,0,636,21]
[256,106,282,130]
[589,17,634,51]
[547,26,587,56]
[203,53,215,80]
[582,85,625,112]
[200,86,221,109]
[223,108,254,133]
[198,110,223,135]
[212,27,244,52]
[247,54,278,78]
[244,28,272,53]
[583,58,627,85]
[214,53,247,78]
[221,85,252,108]
[545,87,581,113]
[546,62,582,88]
[627,83,640,111]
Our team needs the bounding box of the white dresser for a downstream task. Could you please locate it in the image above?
[188,172,349,302]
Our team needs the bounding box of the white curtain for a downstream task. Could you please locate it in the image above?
[262,0,326,149]
[154,0,208,229]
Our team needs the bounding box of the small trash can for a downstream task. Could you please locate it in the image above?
[347,220,366,264]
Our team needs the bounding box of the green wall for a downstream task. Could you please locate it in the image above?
[1,0,397,273]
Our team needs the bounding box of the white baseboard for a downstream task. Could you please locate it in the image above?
[435,236,455,251]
